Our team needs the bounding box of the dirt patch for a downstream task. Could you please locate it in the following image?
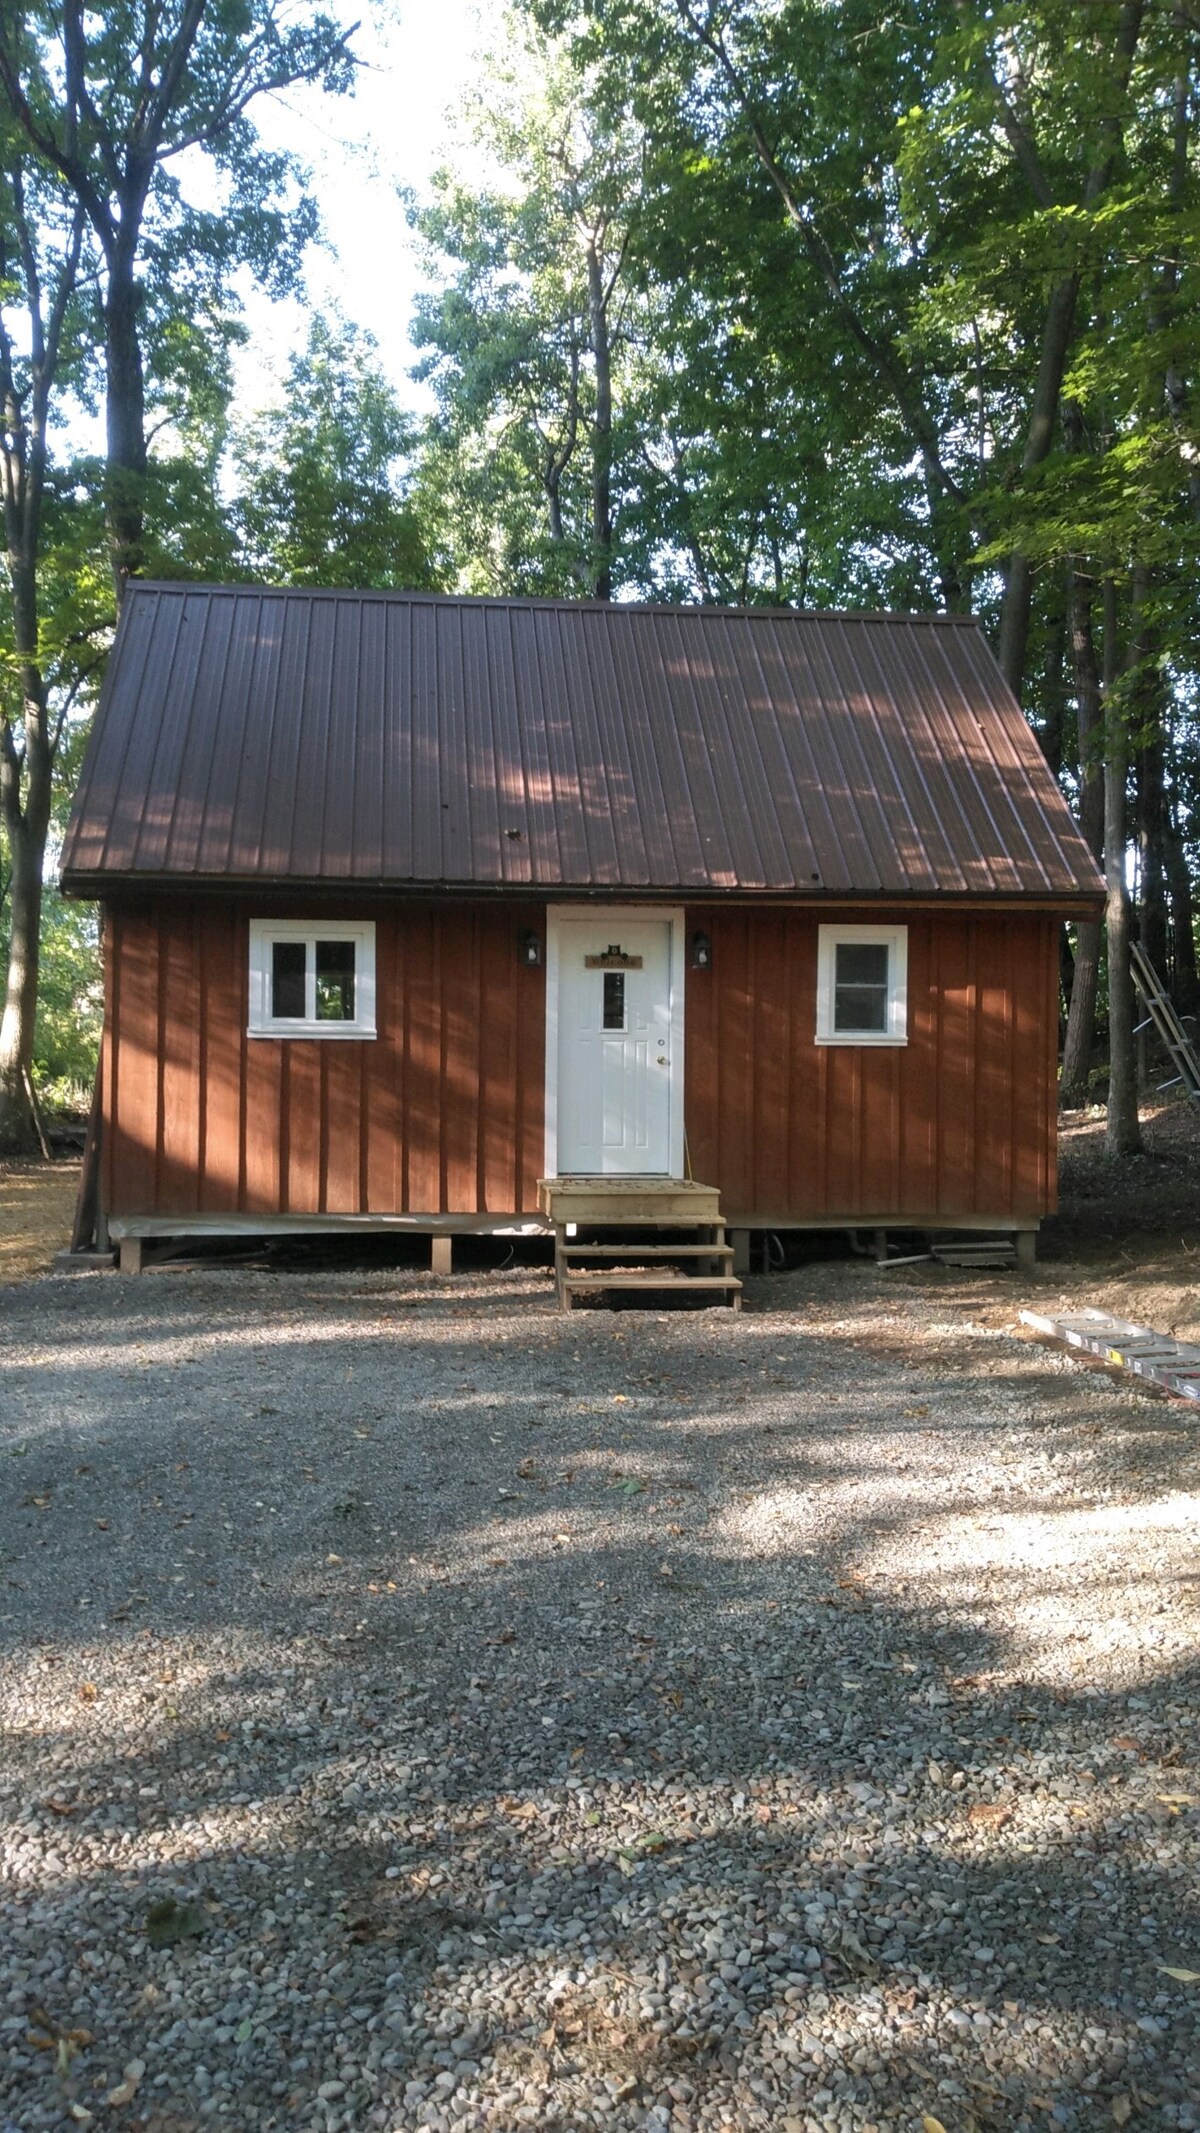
[0,1159,81,1282]
[1033,1097,1200,1342]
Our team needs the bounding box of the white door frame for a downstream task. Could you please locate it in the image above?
[544,905,686,1179]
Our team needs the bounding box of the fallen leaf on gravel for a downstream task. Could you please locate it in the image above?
[78,1683,97,1703]
[1157,1964,1200,1982]
[106,2058,145,2107]
[923,2116,948,2133]
[967,1801,1012,1828]
[27,2007,94,2070]
[44,1796,77,1816]
[145,1897,207,1948]
[1112,2098,1132,2127]
[1111,1735,1144,1755]
[1157,1793,1196,1808]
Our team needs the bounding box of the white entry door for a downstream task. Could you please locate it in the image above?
[551,913,679,1175]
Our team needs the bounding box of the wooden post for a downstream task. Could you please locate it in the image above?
[431,1234,453,1276]
[730,1229,751,1275]
[118,1236,144,1275]
[1015,1229,1037,1272]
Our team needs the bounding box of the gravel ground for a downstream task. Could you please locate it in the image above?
[2,1259,1200,2133]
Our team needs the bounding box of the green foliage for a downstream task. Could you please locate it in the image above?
[232,319,435,589]
[28,885,101,1097]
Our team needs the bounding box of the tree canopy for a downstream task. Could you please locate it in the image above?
[0,0,1198,1146]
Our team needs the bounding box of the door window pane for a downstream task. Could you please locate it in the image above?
[271,940,307,1019]
[315,939,356,1021]
[602,971,626,1030]
[833,941,889,1032]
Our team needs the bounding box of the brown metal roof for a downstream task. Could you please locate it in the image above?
[61,583,1104,907]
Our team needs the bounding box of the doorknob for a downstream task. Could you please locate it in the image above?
[657,1054,668,1065]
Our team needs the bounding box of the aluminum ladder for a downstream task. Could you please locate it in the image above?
[1131,941,1200,1100]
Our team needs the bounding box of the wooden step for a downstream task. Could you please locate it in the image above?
[561,1242,734,1261]
[561,1273,742,1294]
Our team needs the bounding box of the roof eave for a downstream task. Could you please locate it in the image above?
[61,869,1107,919]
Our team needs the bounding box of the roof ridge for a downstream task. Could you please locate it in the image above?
[126,581,980,626]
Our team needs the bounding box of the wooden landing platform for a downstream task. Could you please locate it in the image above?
[1021,1307,1200,1400]
[538,1176,722,1225]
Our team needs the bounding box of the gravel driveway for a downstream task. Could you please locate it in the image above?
[2,1260,1199,2133]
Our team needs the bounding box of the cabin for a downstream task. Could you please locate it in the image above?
[61,584,1104,1298]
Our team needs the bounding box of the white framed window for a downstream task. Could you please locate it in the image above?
[248,920,377,1039]
[816,924,908,1045]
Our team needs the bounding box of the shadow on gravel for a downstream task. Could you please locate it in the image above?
[2,1270,1198,2132]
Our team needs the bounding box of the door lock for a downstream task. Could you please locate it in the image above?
[657,1054,668,1065]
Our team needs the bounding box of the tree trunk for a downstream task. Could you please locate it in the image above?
[1059,926,1076,1015]
[585,237,613,600]
[1136,702,1171,978]
[0,624,53,1152]
[1039,576,1069,775]
[104,238,147,605]
[997,275,1082,698]
[1105,577,1142,1155]
[1165,796,1200,1015]
[0,813,45,1151]
[1059,564,1106,1105]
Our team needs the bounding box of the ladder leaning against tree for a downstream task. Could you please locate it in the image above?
[1131,941,1200,1101]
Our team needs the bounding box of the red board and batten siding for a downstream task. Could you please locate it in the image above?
[683,907,1058,1223]
[103,898,1058,1224]
[103,901,548,1221]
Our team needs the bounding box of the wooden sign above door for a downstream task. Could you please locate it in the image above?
[584,945,643,969]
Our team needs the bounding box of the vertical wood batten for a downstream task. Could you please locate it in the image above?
[199,907,241,1212]
[114,909,159,1214]
[158,905,200,1210]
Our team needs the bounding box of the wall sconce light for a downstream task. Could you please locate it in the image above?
[691,930,712,970]
[520,929,543,968]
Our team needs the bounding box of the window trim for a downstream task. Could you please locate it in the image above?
[247,920,377,1040]
[815,924,908,1046]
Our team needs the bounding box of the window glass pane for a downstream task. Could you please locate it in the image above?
[836,943,889,988]
[833,940,889,1032]
[602,971,626,1030]
[271,940,306,1020]
[315,939,356,1021]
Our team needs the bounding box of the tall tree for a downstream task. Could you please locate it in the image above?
[0,0,357,605]
[233,319,435,589]
[412,19,640,597]
[0,133,98,1149]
